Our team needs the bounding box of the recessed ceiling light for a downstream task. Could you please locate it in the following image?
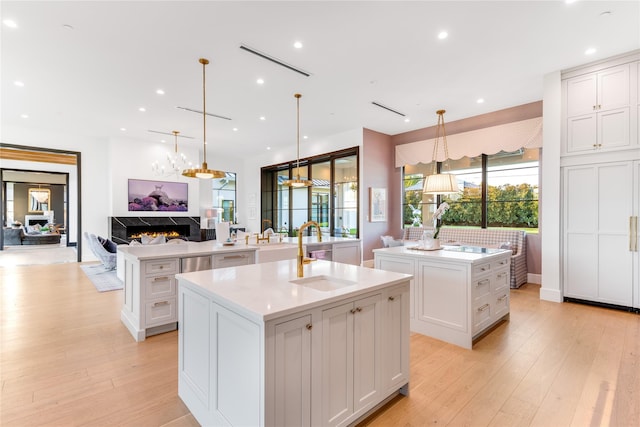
[404,118,410,123]
[120,128,126,131]
[294,41,303,49]
[477,98,485,104]
[438,31,448,40]
[160,139,166,143]
[3,20,17,28]
[266,146,272,150]
[303,135,308,139]
[232,127,238,132]
[585,47,597,55]
[138,107,146,112]
[565,0,578,4]
[14,81,24,87]
[20,114,28,119]
[260,116,266,121]
[256,78,264,85]
[156,89,165,95]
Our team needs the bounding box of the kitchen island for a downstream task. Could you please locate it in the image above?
[374,244,511,349]
[176,259,411,427]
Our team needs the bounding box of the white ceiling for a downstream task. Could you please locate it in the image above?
[2,1,639,160]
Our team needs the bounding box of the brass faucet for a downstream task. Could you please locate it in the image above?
[297,221,323,277]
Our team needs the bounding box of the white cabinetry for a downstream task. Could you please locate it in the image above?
[374,248,511,349]
[563,63,633,154]
[563,162,637,307]
[321,294,381,426]
[332,241,361,265]
[381,283,410,394]
[212,251,254,268]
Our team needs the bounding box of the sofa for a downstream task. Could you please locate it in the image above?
[3,227,61,245]
[402,227,527,289]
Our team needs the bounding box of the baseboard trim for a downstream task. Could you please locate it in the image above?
[527,273,541,284]
[540,287,563,303]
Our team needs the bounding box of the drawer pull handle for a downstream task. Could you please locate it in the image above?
[388,296,395,301]
[480,266,488,271]
[476,279,490,287]
[306,323,313,330]
[153,301,170,307]
[499,260,507,265]
[498,294,508,302]
[153,276,169,282]
[497,273,506,279]
[350,308,357,314]
[222,255,246,260]
[356,307,362,312]
[477,304,490,312]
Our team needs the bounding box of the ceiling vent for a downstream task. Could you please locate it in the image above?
[176,106,233,121]
[371,101,406,117]
[240,44,311,77]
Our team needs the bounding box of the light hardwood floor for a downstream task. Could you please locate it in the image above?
[1,261,639,426]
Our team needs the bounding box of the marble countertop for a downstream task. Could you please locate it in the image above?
[281,236,360,245]
[176,259,411,322]
[373,244,511,264]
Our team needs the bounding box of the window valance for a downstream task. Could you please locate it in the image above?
[395,116,542,168]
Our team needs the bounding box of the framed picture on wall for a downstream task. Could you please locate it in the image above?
[28,188,51,212]
[369,187,387,222]
[128,179,188,211]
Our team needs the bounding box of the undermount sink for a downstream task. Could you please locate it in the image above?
[289,275,357,292]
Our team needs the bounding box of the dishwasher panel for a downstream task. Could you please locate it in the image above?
[180,256,213,273]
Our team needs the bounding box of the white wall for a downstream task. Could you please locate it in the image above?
[540,70,563,302]
[240,128,364,233]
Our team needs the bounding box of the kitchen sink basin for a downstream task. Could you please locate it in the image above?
[289,275,357,292]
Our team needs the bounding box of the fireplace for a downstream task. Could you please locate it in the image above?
[110,216,201,244]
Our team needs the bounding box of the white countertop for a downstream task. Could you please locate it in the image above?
[281,236,360,245]
[176,259,411,322]
[373,244,511,264]
[118,240,258,261]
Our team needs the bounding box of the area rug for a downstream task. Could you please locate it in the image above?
[80,264,123,292]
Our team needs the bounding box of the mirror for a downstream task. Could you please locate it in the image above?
[28,188,50,212]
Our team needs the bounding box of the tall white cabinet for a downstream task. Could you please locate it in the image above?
[561,51,640,310]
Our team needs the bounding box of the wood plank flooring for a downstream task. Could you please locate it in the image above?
[1,261,639,426]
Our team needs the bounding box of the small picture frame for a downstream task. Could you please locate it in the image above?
[28,188,51,212]
[369,187,387,222]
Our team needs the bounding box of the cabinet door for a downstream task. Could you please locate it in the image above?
[321,301,354,427]
[567,114,597,153]
[352,294,381,415]
[332,242,361,265]
[274,315,312,427]
[598,64,630,111]
[598,108,630,149]
[382,284,410,393]
[567,73,597,117]
[375,255,415,319]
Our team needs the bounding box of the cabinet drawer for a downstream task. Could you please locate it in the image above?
[472,296,492,335]
[473,277,491,299]
[145,274,177,299]
[493,291,509,319]
[144,259,178,275]
[213,253,253,269]
[145,297,177,327]
[473,262,491,276]
[495,257,510,269]
[492,269,510,293]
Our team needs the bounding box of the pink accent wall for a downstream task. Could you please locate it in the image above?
[363,101,542,276]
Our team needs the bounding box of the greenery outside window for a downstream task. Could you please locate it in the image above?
[262,148,359,237]
[403,148,539,232]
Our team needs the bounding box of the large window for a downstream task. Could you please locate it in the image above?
[211,172,236,223]
[403,148,539,231]
[261,148,359,237]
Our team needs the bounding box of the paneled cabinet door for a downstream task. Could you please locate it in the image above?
[273,314,312,427]
[321,294,381,427]
[565,64,631,154]
[332,242,361,265]
[563,162,634,306]
[382,284,410,394]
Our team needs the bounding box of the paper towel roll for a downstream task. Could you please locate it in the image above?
[215,221,230,242]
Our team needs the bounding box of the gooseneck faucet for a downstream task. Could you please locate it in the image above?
[297,221,322,277]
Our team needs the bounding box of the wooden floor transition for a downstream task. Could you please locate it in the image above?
[1,262,639,426]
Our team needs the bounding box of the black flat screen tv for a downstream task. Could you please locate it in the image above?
[128,179,188,212]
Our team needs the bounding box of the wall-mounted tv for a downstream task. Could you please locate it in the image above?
[128,179,188,212]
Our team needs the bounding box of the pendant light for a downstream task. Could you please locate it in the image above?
[423,109,458,194]
[182,58,225,179]
[152,130,188,176]
[283,93,312,187]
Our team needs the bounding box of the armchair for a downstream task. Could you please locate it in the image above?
[84,232,117,271]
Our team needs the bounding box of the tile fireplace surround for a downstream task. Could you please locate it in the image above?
[109,216,201,244]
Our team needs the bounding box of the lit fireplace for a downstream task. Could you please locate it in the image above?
[110,216,201,244]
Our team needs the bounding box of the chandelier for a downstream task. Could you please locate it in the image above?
[182,58,225,179]
[152,130,189,176]
[423,109,458,194]
[283,93,312,187]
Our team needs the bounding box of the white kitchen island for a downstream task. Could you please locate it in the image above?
[374,245,511,349]
[176,259,411,427]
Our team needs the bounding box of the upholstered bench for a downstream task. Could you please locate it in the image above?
[402,227,527,288]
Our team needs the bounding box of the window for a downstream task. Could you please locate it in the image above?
[402,148,539,231]
[211,172,236,223]
[261,148,359,237]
